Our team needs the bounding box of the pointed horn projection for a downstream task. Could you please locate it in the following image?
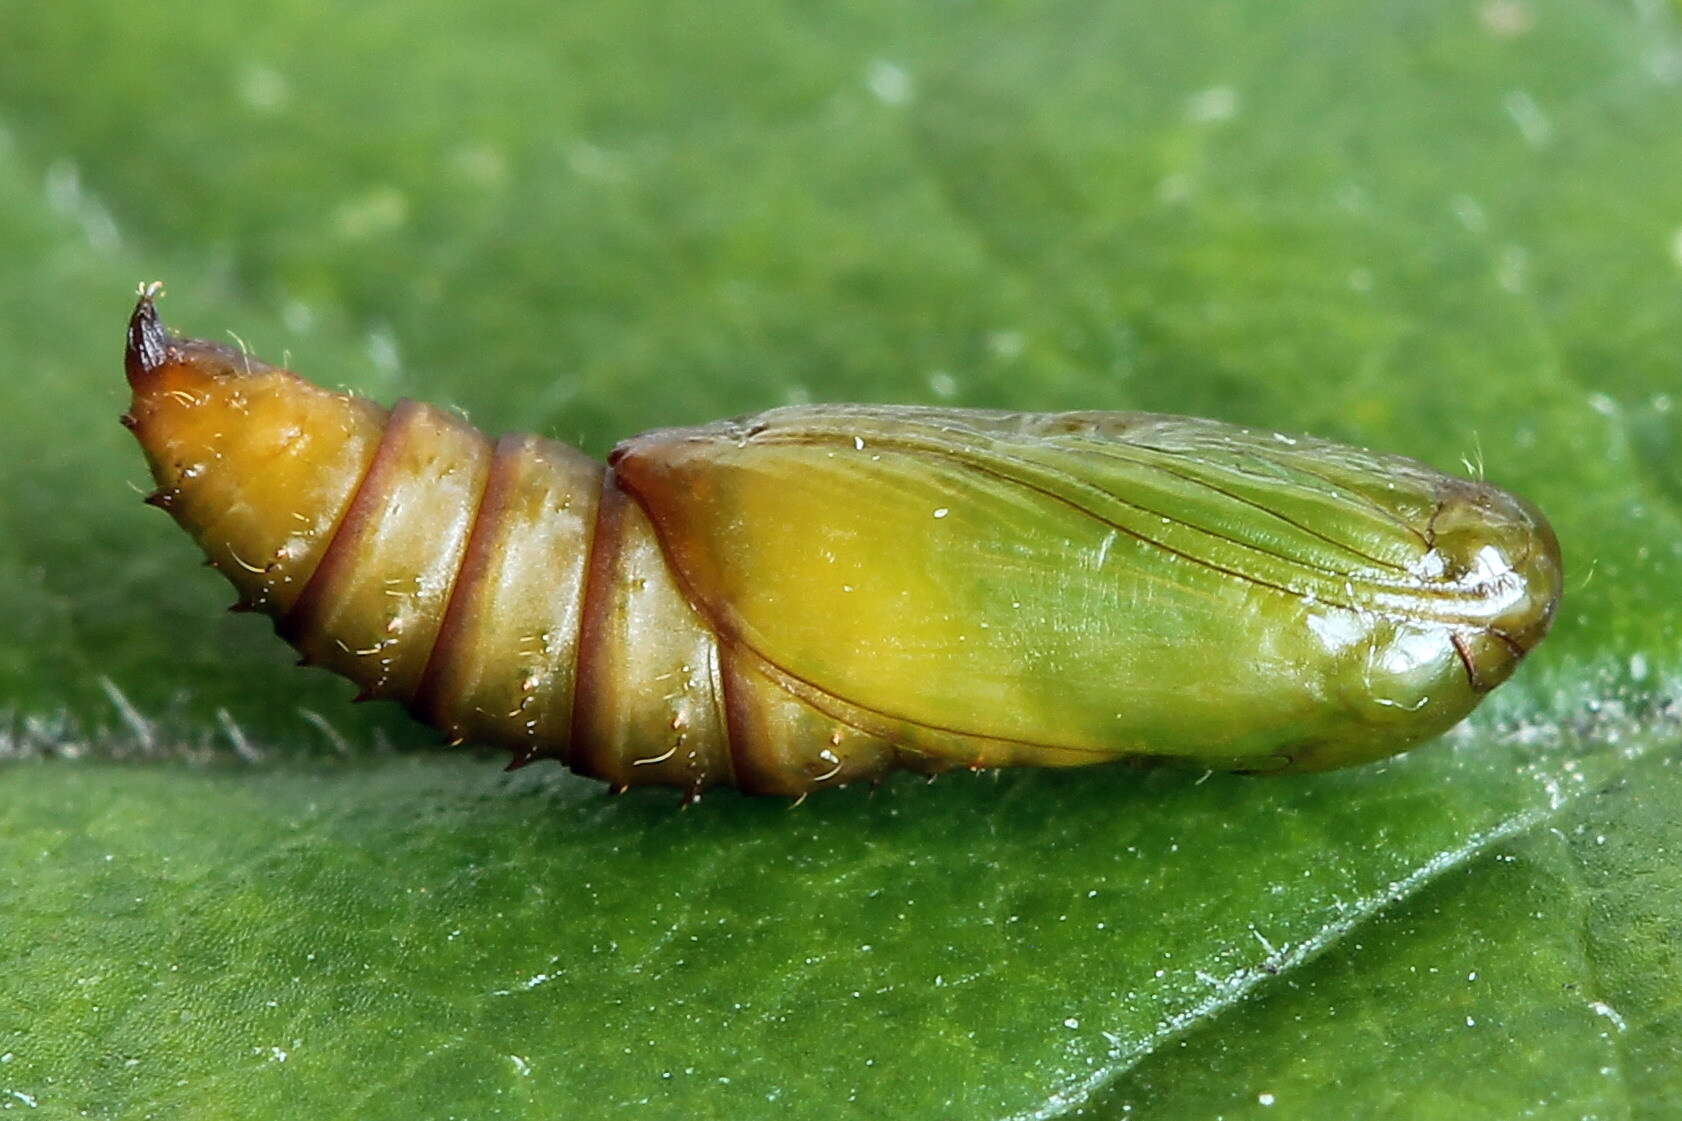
[125,281,170,386]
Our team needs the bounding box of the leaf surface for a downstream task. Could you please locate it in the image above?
[1,1,1679,1116]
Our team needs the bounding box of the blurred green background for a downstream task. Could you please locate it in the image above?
[2,1,1680,1117]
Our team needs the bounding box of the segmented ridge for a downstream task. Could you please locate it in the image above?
[279,400,494,704]
[408,434,604,768]
[566,471,625,782]
[569,474,739,795]
[408,436,532,743]
[405,442,514,735]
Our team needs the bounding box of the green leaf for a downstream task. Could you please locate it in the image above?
[1,1,1679,1117]
[1089,746,1682,1119]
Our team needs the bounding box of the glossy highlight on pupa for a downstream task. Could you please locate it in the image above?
[122,284,1562,798]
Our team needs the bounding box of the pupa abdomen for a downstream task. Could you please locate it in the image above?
[122,285,1562,796]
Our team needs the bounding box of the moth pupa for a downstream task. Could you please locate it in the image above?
[121,284,1562,796]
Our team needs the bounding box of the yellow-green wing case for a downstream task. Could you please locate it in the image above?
[612,406,1561,773]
